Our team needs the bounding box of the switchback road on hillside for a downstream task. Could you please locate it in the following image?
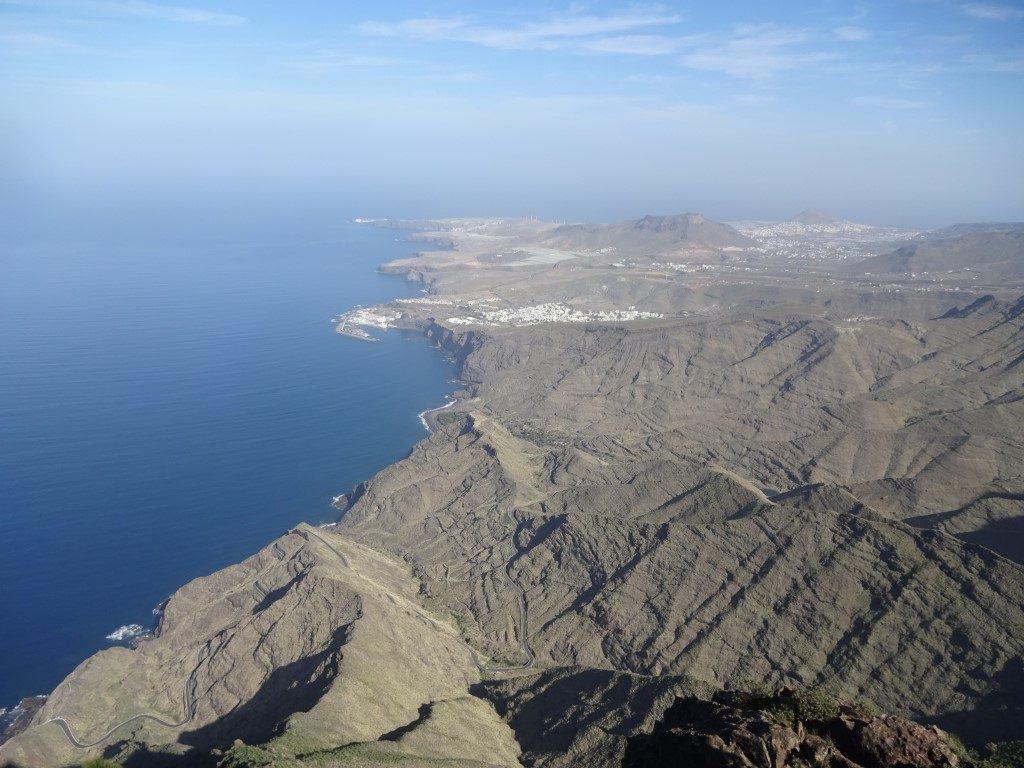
[43,643,208,749]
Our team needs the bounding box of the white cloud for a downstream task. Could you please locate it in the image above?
[959,52,1024,72]
[357,10,683,53]
[0,31,106,54]
[680,25,835,78]
[97,1,245,25]
[835,25,870,41]
[959,3,1024,21]
[583,34,685,56]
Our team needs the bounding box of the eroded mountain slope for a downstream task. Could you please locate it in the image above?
[0,525,521,768]
[335,295,1024,743]
[435,295,1024,517]
[337,410,1024,742]
[5,218,1024,765]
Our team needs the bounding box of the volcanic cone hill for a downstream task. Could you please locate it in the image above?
[540,213,757,255]
[790,209,845,226]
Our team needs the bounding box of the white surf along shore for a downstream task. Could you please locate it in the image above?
[418,398,458,432]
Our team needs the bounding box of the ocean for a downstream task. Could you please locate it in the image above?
[0,223,457,706]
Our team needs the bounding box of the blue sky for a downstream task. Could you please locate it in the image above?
[2,0,1023,232]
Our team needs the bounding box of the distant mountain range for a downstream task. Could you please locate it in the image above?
[788,209,846,226]
[542,212,756,254]
[850,222,1024,279]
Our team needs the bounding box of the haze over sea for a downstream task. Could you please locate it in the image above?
[0,221,457,706]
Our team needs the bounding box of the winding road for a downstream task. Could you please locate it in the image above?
[43,521,534,751]
[479,507,536,673]
[43,643,208,749]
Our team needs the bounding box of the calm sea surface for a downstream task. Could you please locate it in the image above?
[0,224,456,705]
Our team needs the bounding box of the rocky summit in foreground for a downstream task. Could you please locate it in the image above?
[623,689,965,768]
[3,213,1023,768]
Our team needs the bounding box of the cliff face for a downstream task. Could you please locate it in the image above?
[423,320,482,373]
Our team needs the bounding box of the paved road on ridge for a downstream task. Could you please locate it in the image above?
[43,643,207,749]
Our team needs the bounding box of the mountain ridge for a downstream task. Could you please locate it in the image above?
[4,217,1023,767]
[850,224,1024,279]
[540,212,756,254]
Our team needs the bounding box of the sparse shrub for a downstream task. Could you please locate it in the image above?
[849,698,882,719]
[732,680,774,701]
[217,742,276,768]
[723,685,841,729]
[767,705,796,727]
[790,687,841,722]
[981,741,1024,768]
[723,680,775,711]
[944,733,972,764]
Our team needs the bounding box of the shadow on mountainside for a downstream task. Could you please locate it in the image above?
[104,623,352,768]
[955,519,1024,565]
[473,666,709,760]
[908,491,1024,565]
[926,657,1024,745]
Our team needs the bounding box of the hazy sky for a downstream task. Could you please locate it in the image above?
[2,0,1023,235]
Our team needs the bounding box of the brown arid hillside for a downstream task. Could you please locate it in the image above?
[850,224,1024,281]
[540,213,757,255]
[3,216,1023,768]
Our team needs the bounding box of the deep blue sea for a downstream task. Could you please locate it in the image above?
[0,223,456,706]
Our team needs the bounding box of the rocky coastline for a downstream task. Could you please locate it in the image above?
[3,214,1023,767]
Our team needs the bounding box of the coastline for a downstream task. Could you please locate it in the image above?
[6,215,1024,764]
[0,243,477,754]
[0,225,461,734]
[417,397,458,432]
